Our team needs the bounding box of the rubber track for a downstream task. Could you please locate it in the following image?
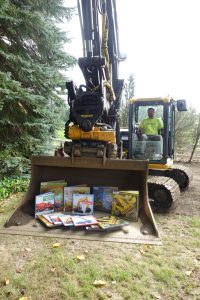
[170,164,193,191]
[148,175,180,213]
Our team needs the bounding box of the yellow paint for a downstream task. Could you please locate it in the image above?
[149,163,173,170]
[80,114,94,118]
[68,125,116,144]
[129,96,171,104]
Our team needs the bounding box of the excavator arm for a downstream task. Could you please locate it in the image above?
[64,0,124,158]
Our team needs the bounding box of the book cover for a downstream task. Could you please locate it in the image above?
[93,186,118,212]
[64,186,90,212]
[49,213,65,225]
[86,216,129,231]
[72,194,94,215]
[112,191,139,221]
[71,215,98,227]
[35,192,54,217]
[42,214,53,224]
[40,180,67,212]
[59,215,73,227]
[37,215,55,227]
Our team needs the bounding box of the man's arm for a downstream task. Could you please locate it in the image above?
[139,119,145,131]
[157,118,164,130]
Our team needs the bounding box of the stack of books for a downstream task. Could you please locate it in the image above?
[35,180,139,231]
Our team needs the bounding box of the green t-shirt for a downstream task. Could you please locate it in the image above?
[139,118,163,135]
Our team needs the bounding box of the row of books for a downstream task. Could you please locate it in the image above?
[39,181,118,213]
[37,213,129,231]
[35,180,139,221]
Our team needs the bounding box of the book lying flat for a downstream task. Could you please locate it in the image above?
[59,215,73,227]
[86,216,129,231]
[71,215,98,227]
[50,213,64,225]
[37,215,58,228]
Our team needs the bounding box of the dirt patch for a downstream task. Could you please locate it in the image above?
[174,162,200,216]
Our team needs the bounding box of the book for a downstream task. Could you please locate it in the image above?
[93,186,118,212]
[86,216,129,231]
[71,215,98,227]
[35,192,54,217]
[40,180,67,212]
[42,214,53,224]
[72,193,94,215]
[49,213,65,225]
[37,215,56,227]
[64,186,90,212]
[112,191,139,221]
[59,215,73,227]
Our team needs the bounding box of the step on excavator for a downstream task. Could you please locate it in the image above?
[4,0,191,244]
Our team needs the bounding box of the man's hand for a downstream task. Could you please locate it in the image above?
[136,127,142,138]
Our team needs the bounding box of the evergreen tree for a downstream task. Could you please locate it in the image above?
[120,73,135,128]
[0,0,76,177]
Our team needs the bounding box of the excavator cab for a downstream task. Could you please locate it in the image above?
[127,97,187,164]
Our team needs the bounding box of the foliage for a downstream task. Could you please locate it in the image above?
[0,176,30,202]
[175,107,199,150]
[120,73,135,128]
[0,0,76,177]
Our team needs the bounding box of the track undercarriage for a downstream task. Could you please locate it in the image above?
[148,164,193,213]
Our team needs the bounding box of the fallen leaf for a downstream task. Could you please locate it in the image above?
[93,280,107,287]
[111,281,116,285]
[84,250,89,254]
[152,292,162,299]
[24,248,31,252]
[19,297,30,300]
[52,243,60,248]
[50,267,56,273]
[0,209,5,213]
[77,255,85,261]
[16,268,22,273]
[185,270,192,276]
[139,249,145,255]
[3,278,10,286]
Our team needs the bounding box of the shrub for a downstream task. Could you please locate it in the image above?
[0,176,30,203]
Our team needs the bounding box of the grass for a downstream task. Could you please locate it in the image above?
[0,195,200,300]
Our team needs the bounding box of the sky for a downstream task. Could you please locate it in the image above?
[64,0,200,111]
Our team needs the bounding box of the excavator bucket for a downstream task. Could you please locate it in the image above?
[3,156,161,245]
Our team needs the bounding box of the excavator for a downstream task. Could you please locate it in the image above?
[4,0,190,244]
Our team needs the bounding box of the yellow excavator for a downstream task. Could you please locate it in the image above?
[4,0,191,244]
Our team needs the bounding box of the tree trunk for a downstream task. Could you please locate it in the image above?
[188,116,200,163]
